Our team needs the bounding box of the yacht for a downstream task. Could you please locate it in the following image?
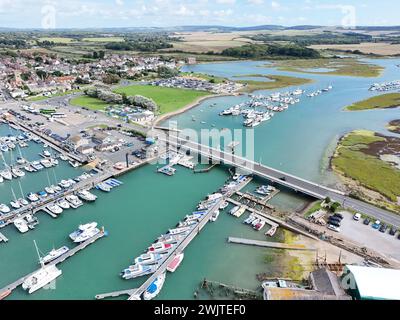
[69,222,100,243]
[11,168,25,177]
[47,204,63,215]
[18,198,29,207]
[0,203,11,214]
[60,154,68,161]
[59,180,71,189]
[40,246,70,265]
[135,253,163,265]
[148,242,173,254]
[25,214,39,229]
[10,200,21,209]
[229,206,240,216]
[77,190,97,202]
[244,214,256,224]
[157,234,182,245]
[178,220,198,228]
[254,220,266,231]
[16,157,27,164]
[168,226,192,235]
[31,161,44,171]
[255,185,270,196]
[143,272,166,300]
[40,159,52,168]
[22,242,62,294]
[0,170,12,180]
[57,199,70,210]
[24,165,36,173]
[45,186,55,194]
[207,193,223,201]
[121,264,157,280]
[210,210,220,222]
[219,202,229,210]
[43,150,51,157]
[65,194,83,207]
[14,218,29,233]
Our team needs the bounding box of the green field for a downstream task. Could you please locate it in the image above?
[346,93,400,111]
[180,72,227,84]
[82,37,125,43]
[114,85,211,114]
[38,37,75,43]
[27,89,82,102]
[70,96,109,110]
[266,58,383,78]
[235,74,313,92]
[332,130,400,205]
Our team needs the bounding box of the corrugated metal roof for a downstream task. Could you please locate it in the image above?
[346,265,400,300]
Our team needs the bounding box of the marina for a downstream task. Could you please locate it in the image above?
[0,227,107,298]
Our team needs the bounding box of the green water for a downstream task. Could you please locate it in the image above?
[1,58,400,300]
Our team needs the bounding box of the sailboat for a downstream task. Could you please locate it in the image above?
[22,241,62,294]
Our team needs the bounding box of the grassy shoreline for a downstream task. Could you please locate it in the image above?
[345,93,400,111]
[235,74,313,92]
[331,130,400,212]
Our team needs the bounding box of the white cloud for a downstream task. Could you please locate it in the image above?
[216,0,236,4]
[271,1,280,9]
[247,0,264,4]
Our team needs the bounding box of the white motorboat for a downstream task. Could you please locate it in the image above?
[96,183,112,192]
[121,264,157,280]
[0,203,11,213]
[10,200,21,209]
[31,161,44,171]
[167,253,184,273]
[77,190,97,202]
[0,170,12,180]
[65,194,83,207]
[47,204,63,215]
[27,192,39,202]
[210,210,220,222]
[43,150,51,157]
[40,246,70,265]
[45,186,55,194]
[16,157,27,164]
[24,165,35,173]
[57,199,70,210]
[14,218,29,233]
[11,168,25,177]
[143,272,166,300]
[60,154,68,161]
[229,206,240,215]
[219,202,229,210]
[135,253,163,265]
[69,222,99,243]
[169,226,192,235]
[18,198,29,206]
[59,180,71,189]
[148,242,173,254]
[40,159,52,168]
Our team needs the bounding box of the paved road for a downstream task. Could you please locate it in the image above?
[164,138,400,229]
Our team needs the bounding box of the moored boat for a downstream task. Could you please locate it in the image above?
[143,272,166,300]
[167,253,184,273]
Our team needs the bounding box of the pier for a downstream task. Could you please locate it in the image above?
[95,177,252,300]
[228,237,316,251]
[0,230,106,298]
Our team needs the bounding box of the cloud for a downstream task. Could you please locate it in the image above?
[247,0,264,4]
[216,0,236,4]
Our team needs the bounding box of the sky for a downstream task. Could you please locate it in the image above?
[0,0,399,29]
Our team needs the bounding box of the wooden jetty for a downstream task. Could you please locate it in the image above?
[193,164,217,174]
[0,230,106,298]
[228,237,316,251]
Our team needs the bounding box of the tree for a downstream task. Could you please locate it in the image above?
[102,73,121,85]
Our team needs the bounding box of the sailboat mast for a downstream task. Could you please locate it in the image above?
[34,240,44,268]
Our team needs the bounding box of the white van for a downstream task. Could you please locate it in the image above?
[353,213,362,221]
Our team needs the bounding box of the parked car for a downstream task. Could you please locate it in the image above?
[327,224,341,233]
[379,224,388,233]
[398,233,400,240]
[363,218,371,225]
[328,216,342,224]
[389,228,397,236]
[372,220,381,229]
[329,220,341,228]
[334,213,344,220]
[353,213,362,221]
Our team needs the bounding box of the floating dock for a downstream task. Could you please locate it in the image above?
[95,177,253,300]
[228,237,316,251]
[0,232,9,243]
[0,230,106,298]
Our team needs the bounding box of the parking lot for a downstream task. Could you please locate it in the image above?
[338,211,400,262]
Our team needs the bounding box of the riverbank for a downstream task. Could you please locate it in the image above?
[331,130,400,213]
[154,93,236,125]
[345,93,400,111]
[387,120,400,134]
[263,58,384,78]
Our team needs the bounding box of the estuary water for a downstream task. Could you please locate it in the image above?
[1,57,399,300]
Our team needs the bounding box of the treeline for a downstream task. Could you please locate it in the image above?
[250,32,373,46]
[85,87,158,112]
[0,38,27,49]
[105,37,172,52]
[221,44,320,59]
